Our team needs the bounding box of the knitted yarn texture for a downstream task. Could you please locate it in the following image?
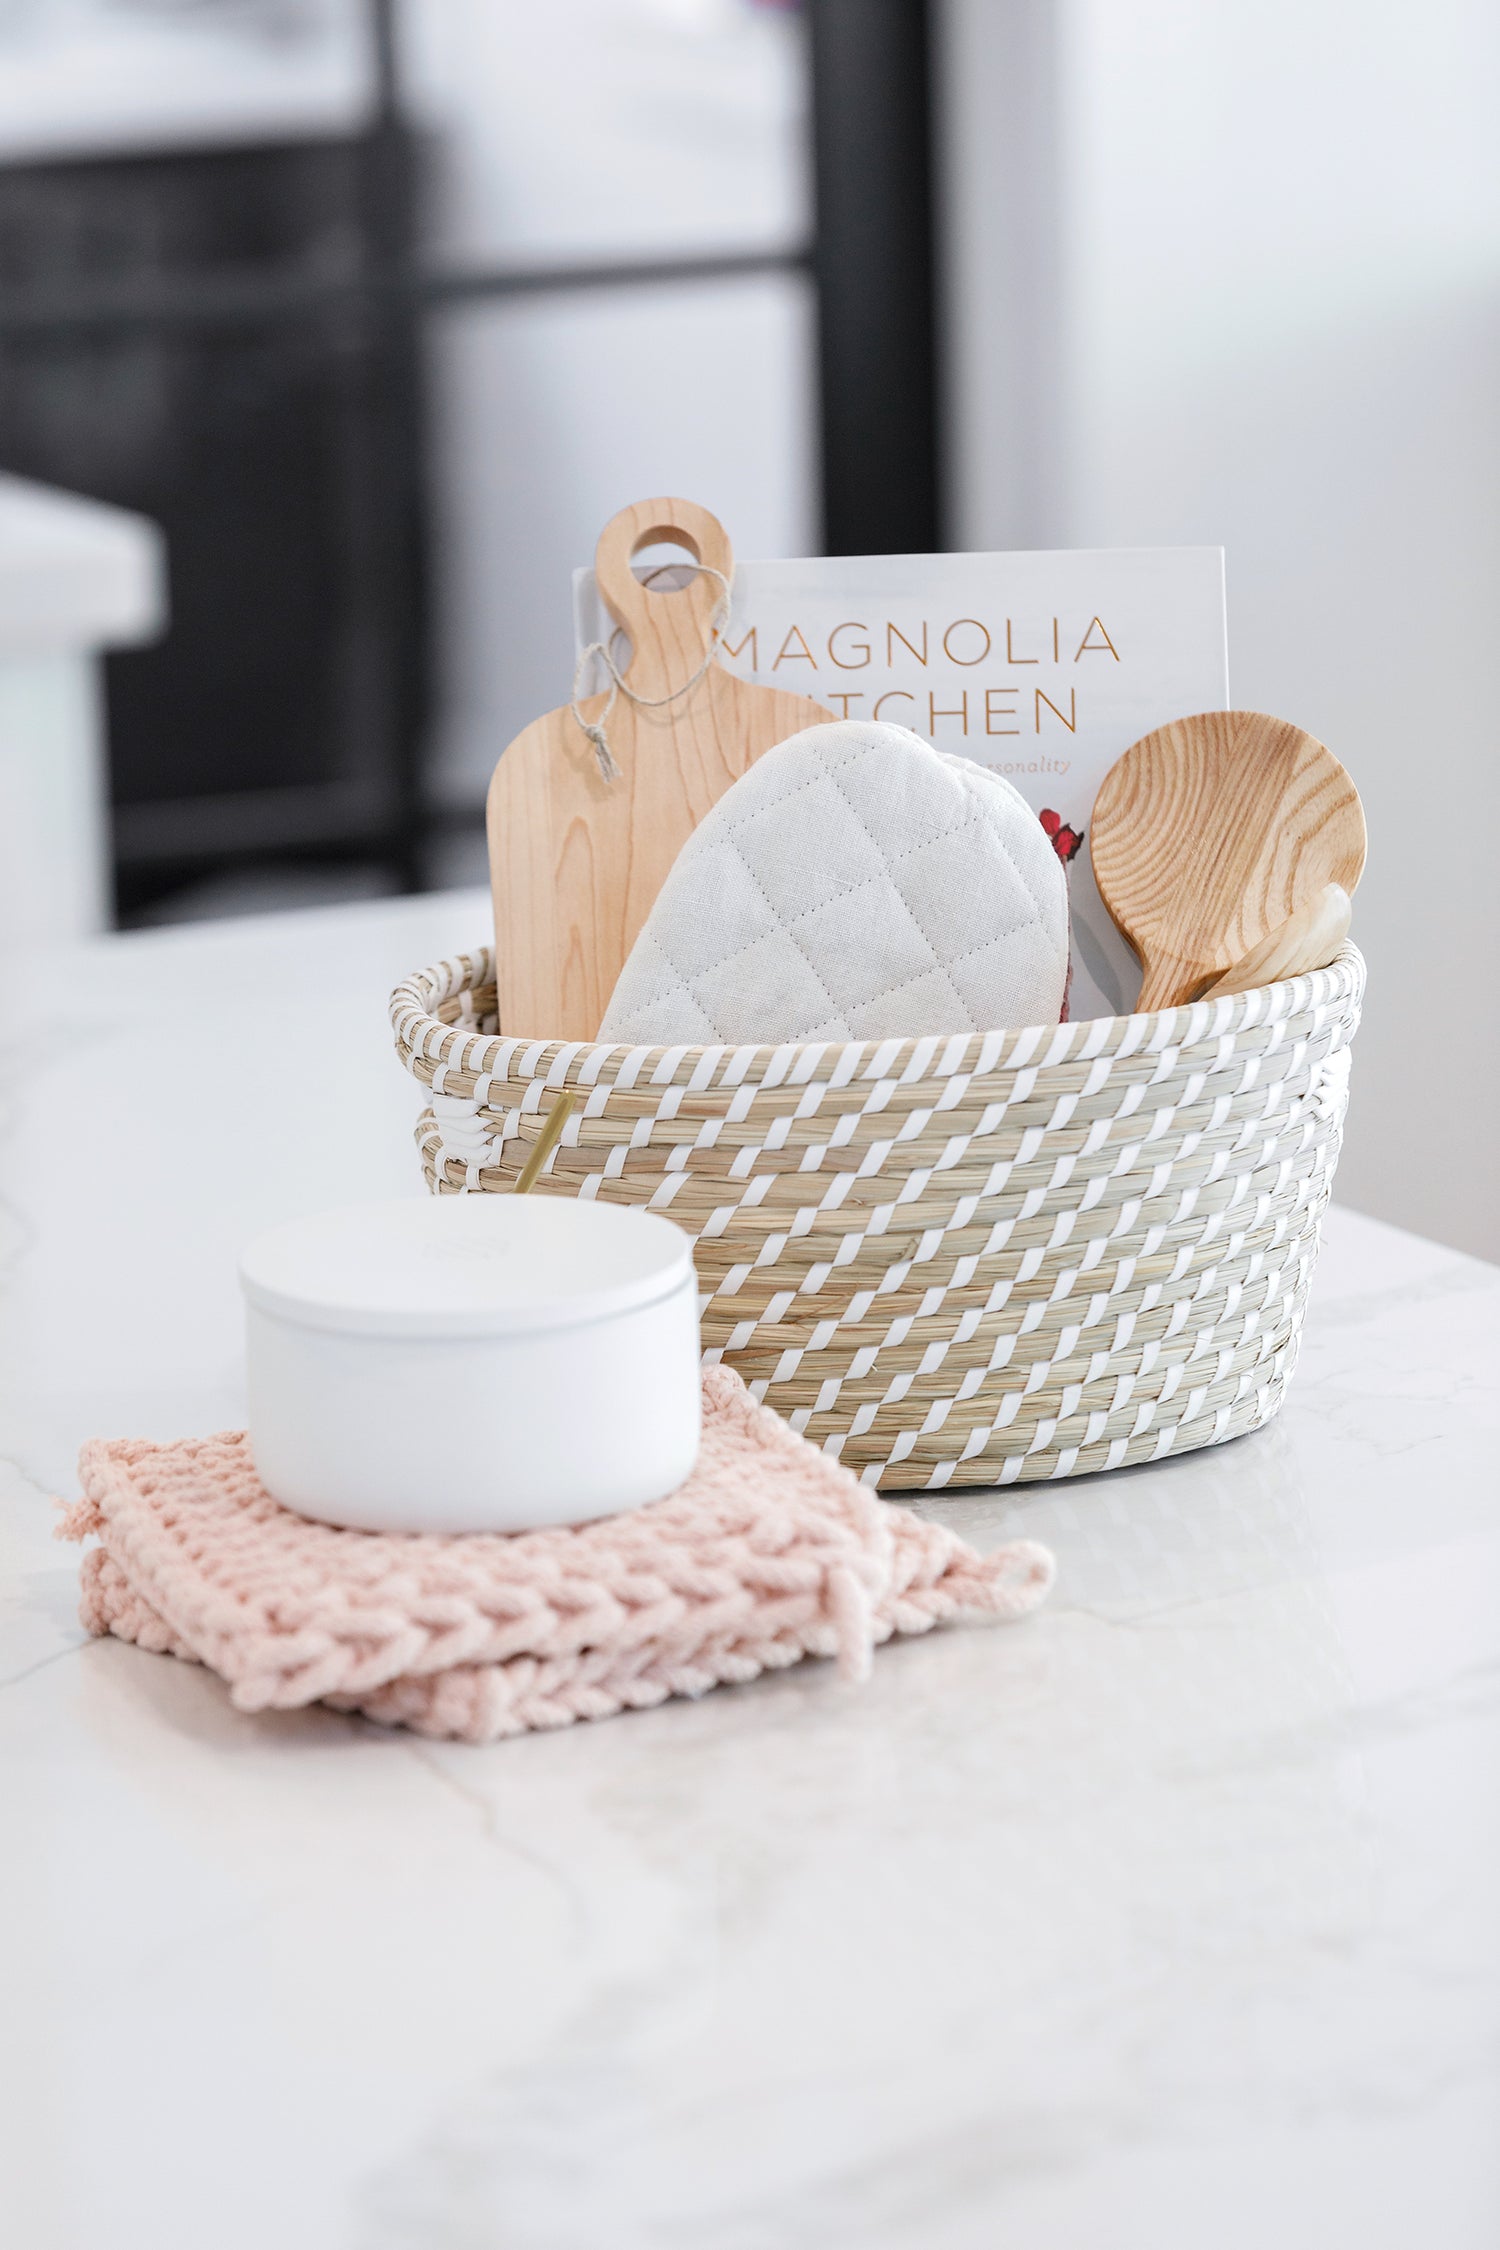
[60,1366,1053,1743]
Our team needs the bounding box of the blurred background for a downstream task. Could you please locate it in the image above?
[0,0,1495,1257]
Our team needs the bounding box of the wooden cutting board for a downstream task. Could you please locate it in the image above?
[1090,709,1367,1010]
[487,497,832,1041]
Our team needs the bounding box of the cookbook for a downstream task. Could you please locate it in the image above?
[576,545,1228,1021]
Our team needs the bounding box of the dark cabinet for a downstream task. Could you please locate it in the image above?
[0,132,425,917]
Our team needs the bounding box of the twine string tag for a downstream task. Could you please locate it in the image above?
[570,560,734,784]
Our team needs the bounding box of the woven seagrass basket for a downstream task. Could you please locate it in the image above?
[390,945,1363,1490]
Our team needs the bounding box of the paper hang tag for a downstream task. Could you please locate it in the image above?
[575,545,1229,1023]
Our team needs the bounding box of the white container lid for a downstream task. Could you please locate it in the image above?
[239,1196,696,1340]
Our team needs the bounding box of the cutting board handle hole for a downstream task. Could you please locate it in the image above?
[596,498,733,637]
[630,538,703,595]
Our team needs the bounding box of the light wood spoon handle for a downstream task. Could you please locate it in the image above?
[1137,951,1211,1013]
[1199,884,1352,1000]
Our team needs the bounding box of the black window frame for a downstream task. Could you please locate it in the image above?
[0,0,941,918]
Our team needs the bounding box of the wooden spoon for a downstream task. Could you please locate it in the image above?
[486,496,831,1041]
[1199,882,1351,1000]
[1089,710,1366,1011]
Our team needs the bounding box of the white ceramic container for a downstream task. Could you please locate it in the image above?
[239,1196,701,1534]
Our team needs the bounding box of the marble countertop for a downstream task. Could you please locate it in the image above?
[3,890,1498,2250]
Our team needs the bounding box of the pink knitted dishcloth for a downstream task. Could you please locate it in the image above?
[58,1366,1053,1743]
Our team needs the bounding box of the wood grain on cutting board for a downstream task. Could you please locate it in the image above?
[487,497,831,1041]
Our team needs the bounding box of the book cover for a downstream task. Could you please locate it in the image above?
[575,546,1229,1022]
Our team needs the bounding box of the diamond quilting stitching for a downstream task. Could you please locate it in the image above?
[600,721,1069,1044]
[807,758,1057,1024]
[819,754,1066,979]
[718,832,847,1025]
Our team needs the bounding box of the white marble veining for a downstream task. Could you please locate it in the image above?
[3,891,1498,2249]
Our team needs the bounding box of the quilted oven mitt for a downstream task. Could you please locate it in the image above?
[597,719,1069,1045]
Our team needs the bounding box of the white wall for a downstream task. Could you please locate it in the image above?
[424,274,816,807]
[399,0,815,805]
[942,0,1500,1259]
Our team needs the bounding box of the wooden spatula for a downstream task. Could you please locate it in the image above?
[487,497,832,1041]
[1090,710,1367,1011]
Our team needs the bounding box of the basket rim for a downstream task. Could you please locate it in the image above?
[391,944,1365,1085]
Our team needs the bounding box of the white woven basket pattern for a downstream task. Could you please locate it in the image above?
[391,947,1363,1490]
